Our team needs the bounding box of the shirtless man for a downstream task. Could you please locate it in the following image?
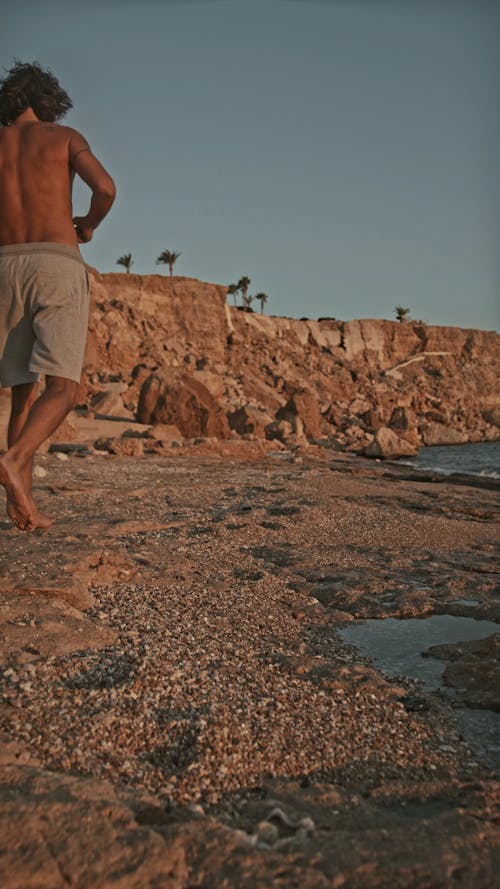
[0,61,115,531]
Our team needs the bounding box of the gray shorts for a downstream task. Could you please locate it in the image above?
[0,242,89,387]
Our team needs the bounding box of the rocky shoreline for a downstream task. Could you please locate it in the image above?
[45,271,500,460]
[1,447,499,887]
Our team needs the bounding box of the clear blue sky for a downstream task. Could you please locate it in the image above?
[2,0,499,329]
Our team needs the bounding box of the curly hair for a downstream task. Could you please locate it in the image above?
[0,60,72,126]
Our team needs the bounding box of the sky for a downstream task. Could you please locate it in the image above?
[1,0,499,329]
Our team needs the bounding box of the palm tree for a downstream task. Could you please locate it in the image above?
[227,283,239,306]
[395,305,410,322]
[237,276,251,308]
[157,250,182,276]
[255,292,268,314]
[116,253,133,273]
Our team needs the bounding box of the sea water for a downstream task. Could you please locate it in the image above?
[340,615,500,771]
[404,441,500,479]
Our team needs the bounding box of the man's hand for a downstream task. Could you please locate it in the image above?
[73,216,94,243]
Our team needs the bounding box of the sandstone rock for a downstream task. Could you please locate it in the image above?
[8,577,94,612]
[0,763,189,888]
[0,592,116,665]
[276,390,324,440]
[387,406,421,446]
[348,396,372,417]
[72,270,500,453]
[227,405,273,438]
[137,372,230,439]
[421,422,469,446]
[364,427,418,459]
[306,319,342,351]
[388,406,414,432]
[482,407,500,428]
[358,409,385,433]
[345,433,374,454]
[265,419,294,443]
[91,389,134,419]
[94,436,145,457]
[146,423,183,443]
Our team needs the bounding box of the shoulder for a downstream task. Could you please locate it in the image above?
[57,125,88,145]
[47,124,89,148]
[59,126,92,163]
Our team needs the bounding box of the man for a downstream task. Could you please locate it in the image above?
[0,60,115,530]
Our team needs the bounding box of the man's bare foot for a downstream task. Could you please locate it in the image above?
[31,508,54,530]
[0,455,35,530]
[7,501,53,531]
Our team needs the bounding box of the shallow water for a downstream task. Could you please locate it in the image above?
[403,441,500,479]
[340,614,500,771]
[340,615,498,689]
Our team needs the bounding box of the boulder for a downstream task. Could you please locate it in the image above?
[265,419,294,443]
[364,427,418,459]
[276,390,324,440]
[137,372,230,439]
[227,406,273,438]
[387,406,421,447]
[91,390,134,419]
[146,423,183,443]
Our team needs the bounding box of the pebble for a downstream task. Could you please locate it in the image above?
[0,454,488,821]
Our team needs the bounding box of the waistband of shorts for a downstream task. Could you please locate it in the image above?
[0,242,85,267]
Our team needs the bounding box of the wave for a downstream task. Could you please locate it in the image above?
[416,466,500,480]
[396,442,500,480]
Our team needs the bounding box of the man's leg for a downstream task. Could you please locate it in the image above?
[8,382,40,496]
[0,375,79,530]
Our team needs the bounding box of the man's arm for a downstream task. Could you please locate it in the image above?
[69,130,116,243]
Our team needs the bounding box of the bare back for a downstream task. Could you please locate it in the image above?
[0,121,82,247]
[0,117,114,248]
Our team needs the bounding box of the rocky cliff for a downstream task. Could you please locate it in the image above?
[79,271,499,455]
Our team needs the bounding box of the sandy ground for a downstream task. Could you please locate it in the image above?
[0,447,499,888]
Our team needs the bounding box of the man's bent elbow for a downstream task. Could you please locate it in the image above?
[100,177,116,202]
[93,171,116,202]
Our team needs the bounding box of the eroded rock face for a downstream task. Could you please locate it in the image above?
[421,422,470,447]
[76,271,500,454]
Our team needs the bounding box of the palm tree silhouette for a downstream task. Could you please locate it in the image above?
[255,292,268,314]
[116,253,133,273]
[395,305,410,322]
[227,284,239,306]
[157,250,182,276]
[237,276,251,308]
